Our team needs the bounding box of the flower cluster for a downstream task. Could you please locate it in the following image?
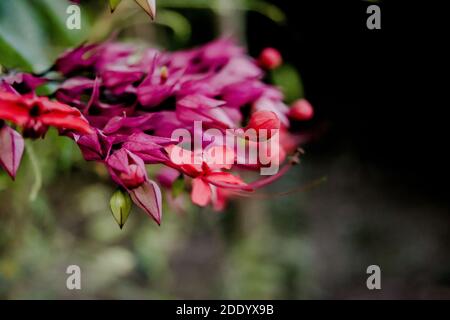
[0,39,314,226]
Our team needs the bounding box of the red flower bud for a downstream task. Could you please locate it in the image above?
[245,110,280,139]
[258,48,283,70]
[289,99,314,121]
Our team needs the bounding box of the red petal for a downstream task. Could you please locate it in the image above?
[39,112,93,134]
[38,97,83,115]
[129,180,163,225]
[0,99,29,126]
[191,177,211,206]
[0,125,24,180]
[211,186,229,212]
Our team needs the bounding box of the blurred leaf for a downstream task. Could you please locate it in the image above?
[156,9,192,45]
[33,0,87,48]
[159,0,286,25]
[0,36,33,72]
[271,64,304,103]
[0,0,88,72]
[248,1,286,24]
[0,0,51,71]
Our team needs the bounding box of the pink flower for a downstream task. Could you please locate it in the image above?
[166,145,252,207]
[1,37,313,223]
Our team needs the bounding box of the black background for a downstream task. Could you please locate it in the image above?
[246,1,448,202]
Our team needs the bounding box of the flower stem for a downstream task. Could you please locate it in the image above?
[26,141,42,202]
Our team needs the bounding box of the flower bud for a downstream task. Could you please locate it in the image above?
[258,48,283,70]
[110,188,132,229]
[119,164,146,189]
[289,99,314,121]
[0,124,24,180]
[245,110,280,140]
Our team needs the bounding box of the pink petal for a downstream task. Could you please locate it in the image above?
[191,177,211,207]
[211,186,229,212]
[130,180,163,225]
[205,172,253,191]
[0,125,25,180]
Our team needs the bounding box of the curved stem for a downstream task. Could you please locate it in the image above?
[26,141,42,202]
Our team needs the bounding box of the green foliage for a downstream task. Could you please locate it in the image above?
[271,64,304,103]
[0,0,86,72]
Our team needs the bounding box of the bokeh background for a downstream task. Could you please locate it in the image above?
[1,0,449,299]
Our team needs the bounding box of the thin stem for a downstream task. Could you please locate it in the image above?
[25,141,42,202]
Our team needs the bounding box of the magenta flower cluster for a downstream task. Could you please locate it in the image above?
[0,39,313,225]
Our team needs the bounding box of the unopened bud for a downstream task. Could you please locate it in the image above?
[245,110,280,140]
[289,99,314,121]
[110,189,132,229]
[119,164,146,189]
[258,48,283,70]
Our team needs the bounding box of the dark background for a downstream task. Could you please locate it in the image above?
[253,1,448,202]
[251,1,450,298]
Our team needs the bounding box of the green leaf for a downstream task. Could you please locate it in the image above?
[0,0,89,72]
[110,189,133,229]
[0,36,33,72]
[0,0,50,71]
[271,64,304,103]
[248,1,286,24]
[156,10,192,45]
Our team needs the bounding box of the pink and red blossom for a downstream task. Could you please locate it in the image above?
[0,38,314,226]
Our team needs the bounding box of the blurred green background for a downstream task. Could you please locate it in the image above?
[1,0,450,299]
